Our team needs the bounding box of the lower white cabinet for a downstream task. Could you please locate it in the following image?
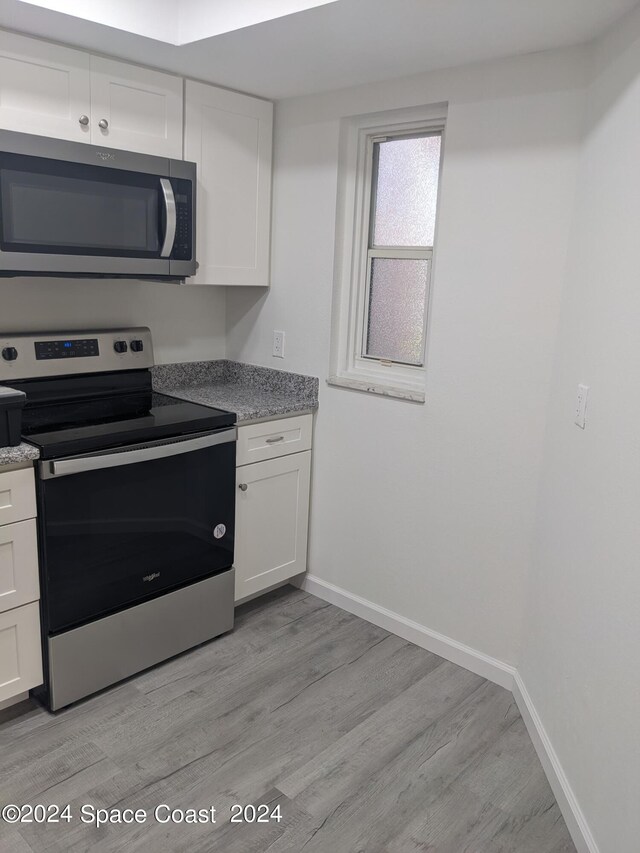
[0,466,43,706]
[234,449,311,601]
[0,601,42,704]
[236,414,312,467]
[0,466,37,527]
[0,519,40,614]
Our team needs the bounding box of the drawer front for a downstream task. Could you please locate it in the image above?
[236,414,312,466]
[0,467,36,527]
[0,519,40,615]
[0,601,43,703]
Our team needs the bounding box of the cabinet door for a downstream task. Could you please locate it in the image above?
[235,451,310,601]
[0,520,40,615]
[0,467,37,528]
[0,31,91,142]
[0,602,43,703]
[90,56,183,157]
[185,80,273,286]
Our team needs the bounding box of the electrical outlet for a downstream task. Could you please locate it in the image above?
[273,330,285,358]
[575,384,589,429]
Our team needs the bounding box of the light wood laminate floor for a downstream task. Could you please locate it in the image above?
[0,586,576,852]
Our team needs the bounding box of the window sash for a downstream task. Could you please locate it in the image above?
[360,247,433,367]
[368,131,442,252]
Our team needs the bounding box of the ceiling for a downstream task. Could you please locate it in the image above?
[0,0,637,99]
[16,0,341,45]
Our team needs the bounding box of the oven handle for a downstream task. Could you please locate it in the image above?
[40,428,236,480]
[160,178,177,258]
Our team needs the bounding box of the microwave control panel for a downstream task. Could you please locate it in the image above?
[171,180,193,261]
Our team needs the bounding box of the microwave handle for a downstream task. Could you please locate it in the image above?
[160,178,177,258]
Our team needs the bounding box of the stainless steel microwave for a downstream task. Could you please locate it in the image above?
[0,129,196,280]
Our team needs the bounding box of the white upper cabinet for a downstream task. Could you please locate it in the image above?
[0,31,182,157]
[90,57,183,158]
[0,31,91,142]
[185,80,273,286]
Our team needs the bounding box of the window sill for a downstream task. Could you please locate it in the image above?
[327,375,425,403]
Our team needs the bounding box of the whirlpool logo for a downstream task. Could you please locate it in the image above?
[143,572,160,583]
[96,151,115,161]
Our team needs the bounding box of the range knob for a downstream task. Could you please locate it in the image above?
[130,339,144,353]
[2,346,18,361]
[113,340,128,354]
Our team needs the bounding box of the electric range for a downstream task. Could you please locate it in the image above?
[0,327,236,710]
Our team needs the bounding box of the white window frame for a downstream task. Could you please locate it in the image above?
[328,103,447,402]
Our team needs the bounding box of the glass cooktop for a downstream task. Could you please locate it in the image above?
[15,372,236,459]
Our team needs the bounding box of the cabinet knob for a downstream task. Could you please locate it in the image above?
[98,118,109,130]
[238,483,248,491]
[78,115,89,126]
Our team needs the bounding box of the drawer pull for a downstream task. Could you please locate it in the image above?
[265,436,285,444]
[238,483,248,491]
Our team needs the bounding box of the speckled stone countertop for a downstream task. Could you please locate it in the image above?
[0,361,318,467]
[0,442,40,468]
[152,360,319,423]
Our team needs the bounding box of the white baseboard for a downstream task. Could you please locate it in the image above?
[513,673,599,853]
[295,573,597,853]
[295,573,516,689]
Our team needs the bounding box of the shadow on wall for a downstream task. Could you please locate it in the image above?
[0,276,226,363]
[588,0,640,129]
[225,286,270,361]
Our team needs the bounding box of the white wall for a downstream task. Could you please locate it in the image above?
[0,277,226,363]
[520,6,640,851]
[227,46,587,665]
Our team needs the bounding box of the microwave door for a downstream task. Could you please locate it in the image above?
[0,149,172,277]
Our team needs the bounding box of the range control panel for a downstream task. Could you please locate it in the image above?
[0,328,154,381]
[35,338,100,360]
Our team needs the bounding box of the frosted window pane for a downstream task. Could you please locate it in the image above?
[365,258,428,365]
[372,134,441,247]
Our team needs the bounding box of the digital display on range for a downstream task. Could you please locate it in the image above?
[35,338,100,360]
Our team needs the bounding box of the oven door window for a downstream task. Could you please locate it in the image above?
[39,441,236,633]
[0,152,163,257]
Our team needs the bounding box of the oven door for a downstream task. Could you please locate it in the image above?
[37,429,236,634]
